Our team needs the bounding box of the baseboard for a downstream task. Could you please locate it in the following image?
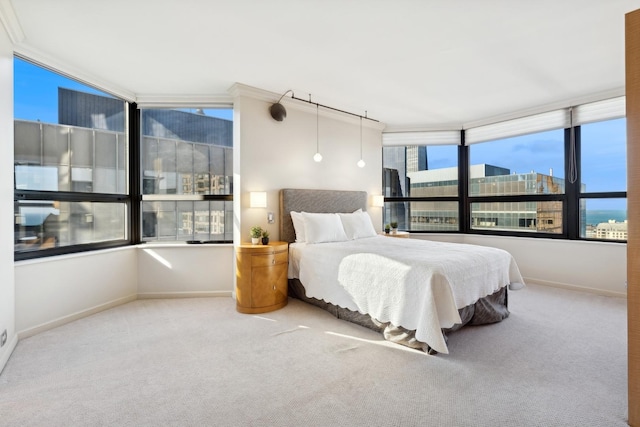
[524,277,627,298]
[15,292,231,341]
[0,334,18,375]
[17,294,138,340]
[137,291,232,299]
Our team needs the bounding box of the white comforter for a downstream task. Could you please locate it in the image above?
[289,236,524,354]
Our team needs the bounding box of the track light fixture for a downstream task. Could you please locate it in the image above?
[269,90,378,126]
[269,90,377,166]
[269,90,293,121]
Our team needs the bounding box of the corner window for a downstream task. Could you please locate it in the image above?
[140,108,233,242]
[14,57,129,257]
[383,143,459,231]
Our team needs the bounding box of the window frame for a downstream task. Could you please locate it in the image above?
[13,58,135,260]
[382,139,462,232]
[382,116,627,243]
[13,57,236,260]
[138,106,234,244]
[465,127,570,239]
[571,124,627,242]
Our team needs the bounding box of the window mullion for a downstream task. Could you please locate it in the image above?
[565,126,580,239]
[129,102,141,245]
[459,131,469,234]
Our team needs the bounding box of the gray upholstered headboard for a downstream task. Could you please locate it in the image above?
[279,189,368,243]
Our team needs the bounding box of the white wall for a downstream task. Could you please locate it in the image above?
[232,85,385,242]
[137,244,234,297]
[414,234,627,297]
[0,21,15,372]
[14,243,235,335]
[14,247,138,337]
[464,235,627,297]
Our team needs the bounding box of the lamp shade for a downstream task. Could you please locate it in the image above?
[372,195,384,207]
[250,191,267,208]
[269,103,287,121]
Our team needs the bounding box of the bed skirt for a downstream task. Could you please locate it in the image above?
[288,279,509,354]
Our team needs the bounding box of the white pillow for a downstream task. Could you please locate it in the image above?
[290,211,306,242]
[301,212,348,244]
[338,211,377,240]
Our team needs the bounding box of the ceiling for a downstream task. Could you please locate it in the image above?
[3,0,640,130]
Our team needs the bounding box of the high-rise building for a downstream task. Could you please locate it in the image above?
[406,146,428,173]
[407,164,566,233]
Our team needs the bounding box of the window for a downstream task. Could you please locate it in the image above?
[382,141,459,231]
[140,108,233,242]
[14,57,129,258]
[14,57,236,258]
[579,118,627,241]
[381,98,627,242]
[470,201,563,234]
[468,129,565,235]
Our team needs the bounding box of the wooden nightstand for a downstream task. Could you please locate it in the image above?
[235,241,289,314]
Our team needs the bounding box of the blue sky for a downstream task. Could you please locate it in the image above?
[15,58,626,211]
[427,122,626,212]
[13,58,233,122]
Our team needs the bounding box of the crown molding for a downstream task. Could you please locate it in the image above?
[135,94,233,108]
[0,0,24,43]
[227,82,278,103]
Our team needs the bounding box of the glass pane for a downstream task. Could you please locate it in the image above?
[14,165,60,192]
[194,144,210,195]
[70,128,93,167]
[14,58,127,195]
[410,201,459,231]
[580,118,626,192]
[471,201,563,234]
[43,124,69,166]
[14,120,42,164]
[140,107,233,243]
[177,141,193,194]
[382,201,459,232]
[382,200,409,230]
[142,200,233,242]
[158,139,177,194]
[469,129,564,196]
[383,145,458,198]
[95,131,117,168]
[581,198,627,240]
[94,131,118,193]
[14,200,126,252]
[157,201,177,239]
[141,108,233,196]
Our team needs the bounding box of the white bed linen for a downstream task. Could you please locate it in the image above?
[288,236,524,354]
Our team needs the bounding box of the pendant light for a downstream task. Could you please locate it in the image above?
[357,116,365,168]
[314,103,322,162]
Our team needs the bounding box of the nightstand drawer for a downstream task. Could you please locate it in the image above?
[251,251,288,267]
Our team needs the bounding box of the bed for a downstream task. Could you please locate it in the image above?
[279,188,525,354]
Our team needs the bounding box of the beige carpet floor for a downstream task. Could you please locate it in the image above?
[0,283,628,426]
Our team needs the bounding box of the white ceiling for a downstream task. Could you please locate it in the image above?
[3,0,640,130]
